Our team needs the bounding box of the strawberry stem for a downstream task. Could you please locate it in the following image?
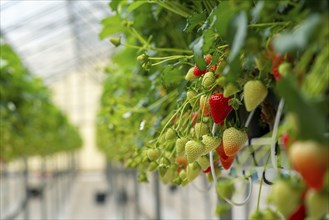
[256,152,271,212]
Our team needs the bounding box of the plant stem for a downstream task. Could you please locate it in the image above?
[123,43,144,50]
[152,47,193,54]
[248,22,290,28]
[256,152,271,212]
[154,0,190,18]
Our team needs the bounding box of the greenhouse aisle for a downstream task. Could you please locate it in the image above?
[58,172,119,220]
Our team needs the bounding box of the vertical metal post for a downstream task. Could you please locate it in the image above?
[55,154,60,219]
[41,157,47,220]
[23,157,29,220]
[133,170,140,219]
[202,176,212,220]
[154,172,161,220]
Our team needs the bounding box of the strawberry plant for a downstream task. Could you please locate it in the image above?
[0,41,82,161]
[98,0,329,218]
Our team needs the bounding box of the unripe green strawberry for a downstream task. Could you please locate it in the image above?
[215,203,231,217]
[202,71,216,89]
[207,166,221,182]
[187,90,197,100]
[248,210,264,220]
[194,122,209,138]
[179,169,187,180]
[187,161,201,182]
[158,164,168,177]
[216,179,235,199]
[147,148,160,161]
[161,164,177,184]
[223,127,248,156]
[201,135,221,155]
[172,177,182,185]
[224,83,239,98]
[158,134,166,145]
[165,128,177,141]
[305,189,329,219]
[197,155,210,170]
[110,37,121,47]
[175,137,188,155]
[186,90,197,106]
[185,67,197,81]
[243,80,268,112]
[199,95,211,116]
[138,172,148,182]
[278,62,292,77]
[262,208,281,220]
[159,157,171,166]
[148,161,159,172]
[185,140,205,163]
[268,180,301,217]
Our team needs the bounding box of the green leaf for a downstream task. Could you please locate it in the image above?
[213,1,236,39]
[99,15,123,40]
[190,37,206,70]
[184,11,206,32]
[127,1,148,13]
[222,56,241,83]
[227,11,247,62]
[202,29,216,53]
[273,14,322,54]
[276,75,327,143]
[109,0,123,11]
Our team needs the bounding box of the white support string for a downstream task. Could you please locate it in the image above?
[220,177,253,206]
[271,99,284,171]
[209,123,217,182]
[245,109,255,128]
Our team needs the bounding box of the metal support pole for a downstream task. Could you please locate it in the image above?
[154,172,161,220]
[133,170,140,219]
[23,157,29,220]
[41,157,47,220]
[202,176,212,220]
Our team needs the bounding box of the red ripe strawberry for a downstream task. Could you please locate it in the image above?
[216,143,235,170]
[281,133,290,150]
[215,143,228,160]
[193,64,207,76]
[288,204,306,220]
[272,53,285,80]
[209,93,232,124]
[289,141,329,191]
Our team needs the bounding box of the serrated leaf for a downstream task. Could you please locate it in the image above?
[109,0,123,11]
[127,1,148,12]
[184,11,206,32]
[213,1,236,39]
[99,15,122,40]
[276,75,327,143]
[273,14,322,54]
[202,29,216,53]
[161,65,184,87]
[190,37,206,70]
[222,56,241,82]
[228,11,248,62]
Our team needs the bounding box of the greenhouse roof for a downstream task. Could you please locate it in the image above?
[0,0,112,83]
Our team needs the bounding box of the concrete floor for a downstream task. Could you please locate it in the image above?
[1,169,274,220]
